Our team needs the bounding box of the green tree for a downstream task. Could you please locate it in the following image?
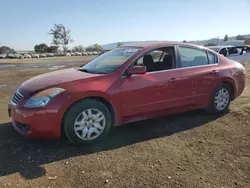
[0,46,15,54]
[244,39,250,45]
[48,24,74,52]
[86,44,103,51]
[34,43,48,53]
[73,45,84,52]
[47,46,59,53]
[236,35,245,40]
[117,42,124,47]
[223,34,228,42]
[182,40,187,43]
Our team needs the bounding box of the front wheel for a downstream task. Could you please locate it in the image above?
[206,84,232,114]
[63,99,112,145]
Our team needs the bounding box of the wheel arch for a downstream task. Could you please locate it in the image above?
[61,96,117,137]
[220,79,236,100]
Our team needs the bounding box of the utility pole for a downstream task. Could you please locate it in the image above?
[216,36,219,45]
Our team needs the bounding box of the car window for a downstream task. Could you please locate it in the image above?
[178,46,208,68]
[134,47,175,72]
[219,48,227,56]
[228,47,238,56]
[136,50,165,65]
[207,52,218,64]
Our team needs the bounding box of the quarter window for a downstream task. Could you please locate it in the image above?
[178,47,208,68]
[207,52,218,64]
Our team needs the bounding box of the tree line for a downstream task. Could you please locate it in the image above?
[204,34,249,46]
[34,24,104,53]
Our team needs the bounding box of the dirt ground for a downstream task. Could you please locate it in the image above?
[0,64,249,188]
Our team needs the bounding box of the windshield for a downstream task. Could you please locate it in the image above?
[79,47,142,74]
[208,47,220,52]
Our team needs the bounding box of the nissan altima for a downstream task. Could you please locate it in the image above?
[8,42,245,145]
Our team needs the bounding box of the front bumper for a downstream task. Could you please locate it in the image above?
[8,103,62,139]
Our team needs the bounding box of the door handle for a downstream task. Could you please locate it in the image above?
[168,77,180,83]
[211,70,219,76]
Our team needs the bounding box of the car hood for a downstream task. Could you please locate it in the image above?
[19,68,102,96]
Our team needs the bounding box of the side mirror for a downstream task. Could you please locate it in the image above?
[126,66,147,76]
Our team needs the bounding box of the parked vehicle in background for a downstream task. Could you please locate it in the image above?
[31,54,39,58]
[14,54,24,59]
[82,52,88,56]
[8,42,245,145]
[75,52,82,56]
[46,53,54,57]
[0,54,6,59]
[93,51,98,55]
[208,45,250,66]
[6,54,15,59]
[39,54,46,58]
[56,52,64,56]
[70,52,76,56]
[23,54,32,58]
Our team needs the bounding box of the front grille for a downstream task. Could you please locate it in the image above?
[11,90,24,105]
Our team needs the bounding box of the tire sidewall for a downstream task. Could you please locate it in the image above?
[63,99,112,145]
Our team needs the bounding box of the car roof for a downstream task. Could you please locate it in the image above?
[122,41,204,49]
[208,45,233,49]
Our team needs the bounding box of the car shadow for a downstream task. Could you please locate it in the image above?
[0,110,227,179]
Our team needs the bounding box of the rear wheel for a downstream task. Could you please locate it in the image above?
[206,84,232,114]
[63,99,112,145]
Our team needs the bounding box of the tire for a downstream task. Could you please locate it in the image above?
[206,83,232,114]
[63,99,112,145]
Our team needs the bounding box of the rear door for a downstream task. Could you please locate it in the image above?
[176,46,221,107]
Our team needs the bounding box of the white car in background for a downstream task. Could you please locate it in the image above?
[46,53,54,57]
[65,53,71,56]
[6,54,15,58]
[31,54,39,58]
[39,54,46,58]
[75,52,82,56]
[23,54,32,58]
[208,45,250,66]
[0,54,6,59]
[14,54,24,59]
[82,52,88,56]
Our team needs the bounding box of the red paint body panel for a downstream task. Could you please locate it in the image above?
[9,42,246,139]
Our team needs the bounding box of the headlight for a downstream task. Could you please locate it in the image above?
[24,88,65,108]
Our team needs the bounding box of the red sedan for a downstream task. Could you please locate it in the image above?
[8,42,246,145]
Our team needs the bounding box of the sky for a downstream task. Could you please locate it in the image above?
[1,0,250,51]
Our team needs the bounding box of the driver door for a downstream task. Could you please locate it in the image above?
[118,46,184,119]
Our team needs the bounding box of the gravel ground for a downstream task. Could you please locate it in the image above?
[0,65,249,188]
